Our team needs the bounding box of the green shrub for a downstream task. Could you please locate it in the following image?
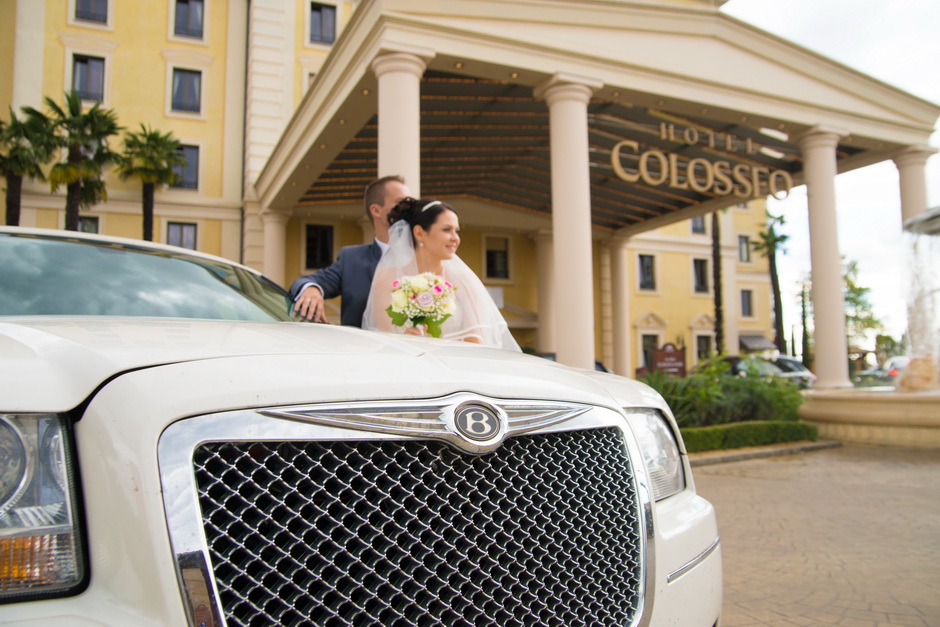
[638,356,804,428]
[680,421,818,453]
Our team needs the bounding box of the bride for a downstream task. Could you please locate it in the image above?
[362,197,520,351]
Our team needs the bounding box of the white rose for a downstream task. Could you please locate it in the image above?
[391,290,409,311]
[409,275,430,291]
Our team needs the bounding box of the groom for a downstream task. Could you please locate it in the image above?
[289,175,412,326]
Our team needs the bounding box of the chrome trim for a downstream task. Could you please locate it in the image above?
[158,396,655,627]
[259,392,591,454]
[666,536,721,584]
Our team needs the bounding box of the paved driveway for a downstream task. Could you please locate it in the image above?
[692,445,940,626]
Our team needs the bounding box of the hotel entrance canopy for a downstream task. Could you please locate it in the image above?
[252,0,938,386]
[257,0,937,233]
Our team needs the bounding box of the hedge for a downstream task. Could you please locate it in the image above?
[638,357,805,428]
[680,420,818,453]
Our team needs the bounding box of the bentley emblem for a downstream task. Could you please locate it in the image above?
[453,404,501,441]
[258,393,589,455]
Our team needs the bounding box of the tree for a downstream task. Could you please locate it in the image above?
[800,260,882,366]
[23,91,122,231]
[874,333,903,367]
[752,212,789,354]
[0,109,54,226]
[842,259,881,345]
[710,211,724,354]
[799,278,812,368]
[118,124,184,241]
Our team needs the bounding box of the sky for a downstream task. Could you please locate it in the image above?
[720,0,940,352]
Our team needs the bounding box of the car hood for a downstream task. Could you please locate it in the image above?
[0,317,668,414]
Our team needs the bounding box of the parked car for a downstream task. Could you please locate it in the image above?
[0,227,721,626]
[721,355,815,389]
[854,356,910,385]
[770,355,817,389]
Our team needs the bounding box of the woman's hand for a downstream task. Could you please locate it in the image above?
[405,325,426,336]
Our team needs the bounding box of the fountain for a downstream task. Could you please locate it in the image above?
[799,206,940,448]
[898,207,940,391]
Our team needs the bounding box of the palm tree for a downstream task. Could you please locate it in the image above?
[0,109,55,226]
[23,91,122,231]
[753,212,789,353]
[710,211,724,354]
[118,124,185,241]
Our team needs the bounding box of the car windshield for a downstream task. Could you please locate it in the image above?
[773,358,807,373]
[0,232,294,322]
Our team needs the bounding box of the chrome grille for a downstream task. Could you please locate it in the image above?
[193,427,643,626]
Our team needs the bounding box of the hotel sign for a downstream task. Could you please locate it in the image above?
[611,123,794,200]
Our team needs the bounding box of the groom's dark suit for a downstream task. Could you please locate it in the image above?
[288,242,383,327]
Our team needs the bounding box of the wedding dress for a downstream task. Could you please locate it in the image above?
[362,220,520,351]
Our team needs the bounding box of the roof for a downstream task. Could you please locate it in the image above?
[256,0,940,235]
[740,335,777,351]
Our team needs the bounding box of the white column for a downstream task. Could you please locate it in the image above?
[261,210,290,287]
[599,244,613,369]
[533,230,557,353]
[798,126,852,389]
[371,51,431,195]
[535,74,603,371]
[12,0,45,111]
[894,146,937,226]
[610,236,632,376]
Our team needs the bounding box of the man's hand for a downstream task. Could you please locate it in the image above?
[293,286,329,323]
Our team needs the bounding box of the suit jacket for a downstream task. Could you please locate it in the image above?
[288,242,383,327]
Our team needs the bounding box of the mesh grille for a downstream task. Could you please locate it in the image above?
[193,427,643,626]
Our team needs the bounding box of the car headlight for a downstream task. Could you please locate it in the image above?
[0,414,85,602]
[627,409,686,501]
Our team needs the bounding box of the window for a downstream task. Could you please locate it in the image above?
[741,289,753,317]
[641,334,659,368]
[73,55,105,101]
[690,215,705,234]
[167,222,197,250]
[78,216,99,233]
[738,235,751,262]
[305,225,334,269]
[174,0,204,38]
[172,68,202,113]
[696,335,712,361]
[171,145,199,189]
[76,0,107,23]
[638,254,655,291]
[485,236,510,280]
[310,3,336,44]
[693,258,709,293]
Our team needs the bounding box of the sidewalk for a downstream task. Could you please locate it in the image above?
[693,444,940,626]
[688,440,842,467]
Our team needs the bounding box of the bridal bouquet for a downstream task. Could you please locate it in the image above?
[386,273,457,338]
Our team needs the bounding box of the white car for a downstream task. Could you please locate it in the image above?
[0,226,721,626]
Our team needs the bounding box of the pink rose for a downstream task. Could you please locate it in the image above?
[392,280,400,288]
[416,291,436,309]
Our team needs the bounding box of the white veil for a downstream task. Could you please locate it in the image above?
[362,220,520,351]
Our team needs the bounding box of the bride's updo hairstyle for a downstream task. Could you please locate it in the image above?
[387,197,456,238]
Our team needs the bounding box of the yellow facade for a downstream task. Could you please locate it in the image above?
[4,0,241,254]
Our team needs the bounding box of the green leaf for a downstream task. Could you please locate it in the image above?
[385,305,408,327]
[423,314,451,338]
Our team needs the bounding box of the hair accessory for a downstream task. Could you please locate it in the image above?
[421,200,443,212]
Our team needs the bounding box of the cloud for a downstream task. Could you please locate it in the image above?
[724,0,940,349]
